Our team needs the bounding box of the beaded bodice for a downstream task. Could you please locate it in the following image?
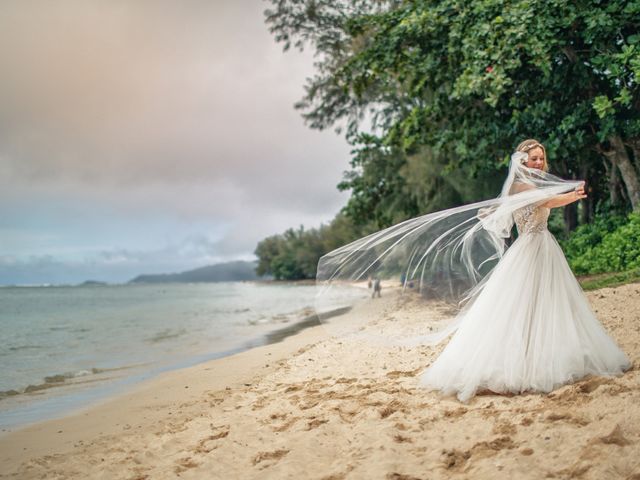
[513,205,550,235]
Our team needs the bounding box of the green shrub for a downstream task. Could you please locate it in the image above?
[563,213,640,274]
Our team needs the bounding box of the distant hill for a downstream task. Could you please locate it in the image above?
[80,280,109,286]
[128,260,260,284]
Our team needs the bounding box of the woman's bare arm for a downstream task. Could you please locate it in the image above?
[510,181,587,209]
[540,182,587,209]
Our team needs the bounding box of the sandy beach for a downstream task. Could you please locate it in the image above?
[1,283,639,479]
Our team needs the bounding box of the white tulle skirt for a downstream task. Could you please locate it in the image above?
[418,229,631,402]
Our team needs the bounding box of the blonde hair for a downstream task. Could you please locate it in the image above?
[516,138,548,172]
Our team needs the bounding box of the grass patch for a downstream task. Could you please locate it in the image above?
[577,268,640,291]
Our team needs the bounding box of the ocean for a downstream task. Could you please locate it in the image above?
[0,281,362,431]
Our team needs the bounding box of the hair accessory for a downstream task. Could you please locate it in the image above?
[520,142,542,152]
[511,151,529,165]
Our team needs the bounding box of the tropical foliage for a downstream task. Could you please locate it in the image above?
[255,214,369,280]
[564,212,640,274]
[256,0,640,280]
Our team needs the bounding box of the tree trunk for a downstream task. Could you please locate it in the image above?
[580,189,593,224]
[603,159,622,207]
[628,138,640,172]
[579,164,592,224]
[603,135,640,211]
[564,202,578,233]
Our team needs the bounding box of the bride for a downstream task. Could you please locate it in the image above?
[316,139,631,402]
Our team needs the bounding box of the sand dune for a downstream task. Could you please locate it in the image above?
[1,283,638,479]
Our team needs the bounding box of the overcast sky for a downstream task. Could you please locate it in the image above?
[0,0,352,285]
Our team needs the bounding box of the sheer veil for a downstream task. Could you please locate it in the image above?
[314,149,585,347]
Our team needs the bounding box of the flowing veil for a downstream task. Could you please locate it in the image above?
[314,151,585,347]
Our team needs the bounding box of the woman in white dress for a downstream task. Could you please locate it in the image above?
[316,139,631,402]
[417,139,631,401]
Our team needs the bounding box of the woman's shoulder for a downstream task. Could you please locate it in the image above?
[509,181,535,195]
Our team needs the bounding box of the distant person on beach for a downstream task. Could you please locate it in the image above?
[372,278,381,298]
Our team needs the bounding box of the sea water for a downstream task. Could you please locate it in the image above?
[0,282,363,431]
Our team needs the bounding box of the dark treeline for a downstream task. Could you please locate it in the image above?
[256,0,640,280]
[254,213,372,280]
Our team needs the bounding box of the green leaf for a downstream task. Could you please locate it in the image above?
[593,95,614,119]
[615,88,632,106]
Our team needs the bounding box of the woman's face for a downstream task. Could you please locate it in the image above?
[525,147,545,170]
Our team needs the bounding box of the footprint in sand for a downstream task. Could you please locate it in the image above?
[335,377,358,384]
[385,368,422,379]
[385,473,424,480]
[492,420,517,435]
[470,436,518,459]
[442,407,468,419]
[333,404,360,423]
[306,417,329,430]
[299,398,321,410]
[193,427,229,454]
[174,456,199,474]
[548,375,618,404]
[594,424,631,447]
[544,411,590,426]
[251,396,269,410]
[379,399,409,419]
[576,376,616,394]
[272,416,300,432]
[283,384,303,393]
[520,416,534,426]
[252,449,290,469]
[393,433,413,443]
[442,436,518,469]
[442,448,471,470]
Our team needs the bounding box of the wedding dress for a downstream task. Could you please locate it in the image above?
[418,202,631,401]
[315,147,631,402]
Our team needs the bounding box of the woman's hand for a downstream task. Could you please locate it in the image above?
[571,182,587,201]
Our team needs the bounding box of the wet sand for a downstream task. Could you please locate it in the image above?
[0,283,638,479]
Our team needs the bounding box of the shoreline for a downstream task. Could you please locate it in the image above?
[0,305,350,434]
[0,315,333,475]
[1,283,638,479]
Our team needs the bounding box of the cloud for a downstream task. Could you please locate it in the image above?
[0,1,349,189]
[0,1,352,283]
[0,240,252,285]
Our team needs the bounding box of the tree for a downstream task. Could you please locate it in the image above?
[266,0,640,217]
[254,235,284,277]
[254,218,364,280]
